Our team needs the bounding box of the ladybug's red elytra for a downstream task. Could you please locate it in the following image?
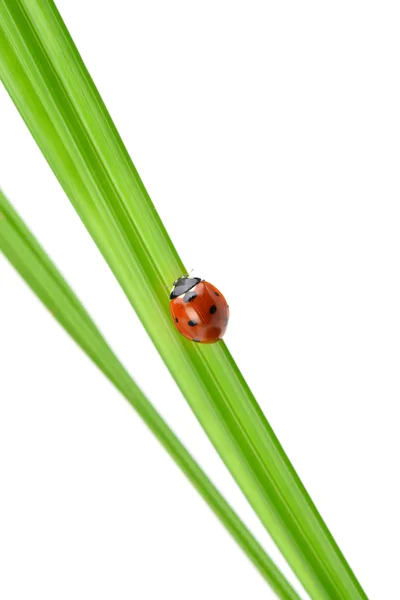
[170,277,229,344]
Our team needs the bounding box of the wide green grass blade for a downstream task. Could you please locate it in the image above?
[0,189,301,600]
[0,3,366,598]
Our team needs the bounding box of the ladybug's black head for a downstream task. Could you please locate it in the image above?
[170,276,201,300]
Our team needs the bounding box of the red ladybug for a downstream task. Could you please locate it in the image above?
[170,276,229,344]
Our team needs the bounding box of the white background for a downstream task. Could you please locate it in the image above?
[1,1,399,598]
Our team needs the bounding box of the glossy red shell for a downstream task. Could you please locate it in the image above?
[170,281,229,344]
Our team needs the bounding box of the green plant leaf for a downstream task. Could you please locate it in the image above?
[0,189,300,600]
[0,2,366,598]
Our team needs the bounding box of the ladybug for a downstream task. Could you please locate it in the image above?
[170,276,229,344]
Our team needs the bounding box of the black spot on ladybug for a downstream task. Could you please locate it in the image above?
[209,305,217,314]
[192,338,200,342]
[214,292,220,296]
[175,317,179,323]
[184,291,197,303]
[188,320,197,327]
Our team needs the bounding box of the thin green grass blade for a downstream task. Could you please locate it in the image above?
[0,3,366,598]
[0,190,300,600]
